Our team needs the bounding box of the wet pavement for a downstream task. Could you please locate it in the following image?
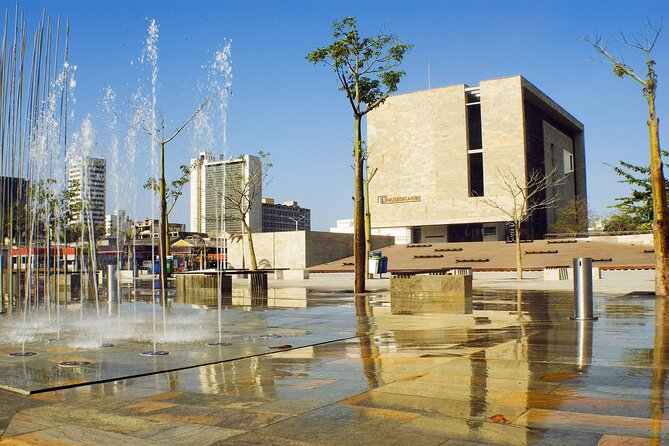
[0,279,668,445]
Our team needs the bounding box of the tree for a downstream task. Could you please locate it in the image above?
[480,167,566,279]
[224,152,271,270]
[145,102,208,298]
[605,151,669,230]
[307,17,412,293]
[551,196,589,234]
[143,164,192,217]
[583,22,669,295]
[603,212,642,232]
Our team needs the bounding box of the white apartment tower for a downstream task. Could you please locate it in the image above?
[190,153,262,237]
[68,156,106,229]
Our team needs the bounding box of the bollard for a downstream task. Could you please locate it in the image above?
[572,257,597,320]
[107,265,117,303]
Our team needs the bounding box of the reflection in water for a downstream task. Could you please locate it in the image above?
[467,350,487,430]
[390,291,472,315]
[355,297,382,389]
[651,298,668,445]
[575,320,593,373]
[174,287,309,308]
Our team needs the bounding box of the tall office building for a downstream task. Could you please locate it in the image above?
[367,76,586,243]
[190,153,262,237]
[68,156,106,229]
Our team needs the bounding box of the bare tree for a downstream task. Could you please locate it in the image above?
[480,167,566,279]
[582,22,669,296]
[224,152,271,270]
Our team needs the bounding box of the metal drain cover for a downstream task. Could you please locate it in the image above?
[206,342,232,347]
[8,352,37,357]
[58,361,92,367]
[140,351,170,356]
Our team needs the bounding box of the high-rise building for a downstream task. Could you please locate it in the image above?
[190,153,262,237]
[104,209,133,238]
[261,198,311,232]
[68,156,106,229]
[367,76,586,243]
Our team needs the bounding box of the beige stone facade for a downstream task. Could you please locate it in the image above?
[367,76,585,243]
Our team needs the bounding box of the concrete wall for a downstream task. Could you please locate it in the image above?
[226,231,395,269]
[543,121,577,227]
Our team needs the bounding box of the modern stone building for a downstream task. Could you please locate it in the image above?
[190,153,262,237]
[261,198,311,232]
[367,76,586,243]
[68,156,106,229]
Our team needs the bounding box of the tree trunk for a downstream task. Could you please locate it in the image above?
[647,92,669,296]
[243,220,258,270]
[353,115,365,293]
[158,141,168,303]
[515,223,523,280]
[364,174,372,279]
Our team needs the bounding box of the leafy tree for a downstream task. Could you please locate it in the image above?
[143,164,192,216]
[551,196,589,234]
[603,212,642,232]
[307,17,411,293]
[583,22,669,296]
[605,150,669,230]
[480,167,566,279]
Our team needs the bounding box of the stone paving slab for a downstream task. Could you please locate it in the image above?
[1,284,668,445]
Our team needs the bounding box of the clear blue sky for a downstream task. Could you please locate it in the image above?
[14,0,669,230]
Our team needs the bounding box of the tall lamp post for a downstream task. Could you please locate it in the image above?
[288,216,305,231]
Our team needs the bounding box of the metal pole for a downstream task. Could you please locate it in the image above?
[572,257,597,320]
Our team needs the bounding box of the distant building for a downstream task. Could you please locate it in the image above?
[261,198,311,232]
[190,153,262,236]
[68,156,106,229]
[135,218,186,239]
[105,209,133,238]
[0,176,28,213]
[367,76,586,243]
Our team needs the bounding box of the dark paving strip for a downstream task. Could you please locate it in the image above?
[0,335,358,396]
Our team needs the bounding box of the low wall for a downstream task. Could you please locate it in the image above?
[227,231,395,270]
[587,233,653,245]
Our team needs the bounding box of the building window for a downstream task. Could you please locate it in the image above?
[466,90,484,196]
[468,152,484,196]
[563,149,574,174]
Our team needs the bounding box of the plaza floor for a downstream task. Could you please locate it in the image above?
[0,271,666,445]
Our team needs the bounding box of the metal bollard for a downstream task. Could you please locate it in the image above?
[572,257,597,320]
[107,265,117,303]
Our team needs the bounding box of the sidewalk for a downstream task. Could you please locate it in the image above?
[264,269,656,296]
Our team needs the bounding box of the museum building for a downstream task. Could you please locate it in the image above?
[367,75,586,243]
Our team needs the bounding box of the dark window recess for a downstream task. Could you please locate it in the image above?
[447,223,483,243]
[467,104,482,150]
[469,152,484,196]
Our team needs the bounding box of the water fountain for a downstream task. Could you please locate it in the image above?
[0,10,318,394]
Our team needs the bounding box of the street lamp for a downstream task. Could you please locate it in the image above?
[288,215,306,231]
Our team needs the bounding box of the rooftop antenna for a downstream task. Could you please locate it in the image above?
[427,61,431,89]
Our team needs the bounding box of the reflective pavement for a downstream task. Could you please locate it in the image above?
[0,286,667,445]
